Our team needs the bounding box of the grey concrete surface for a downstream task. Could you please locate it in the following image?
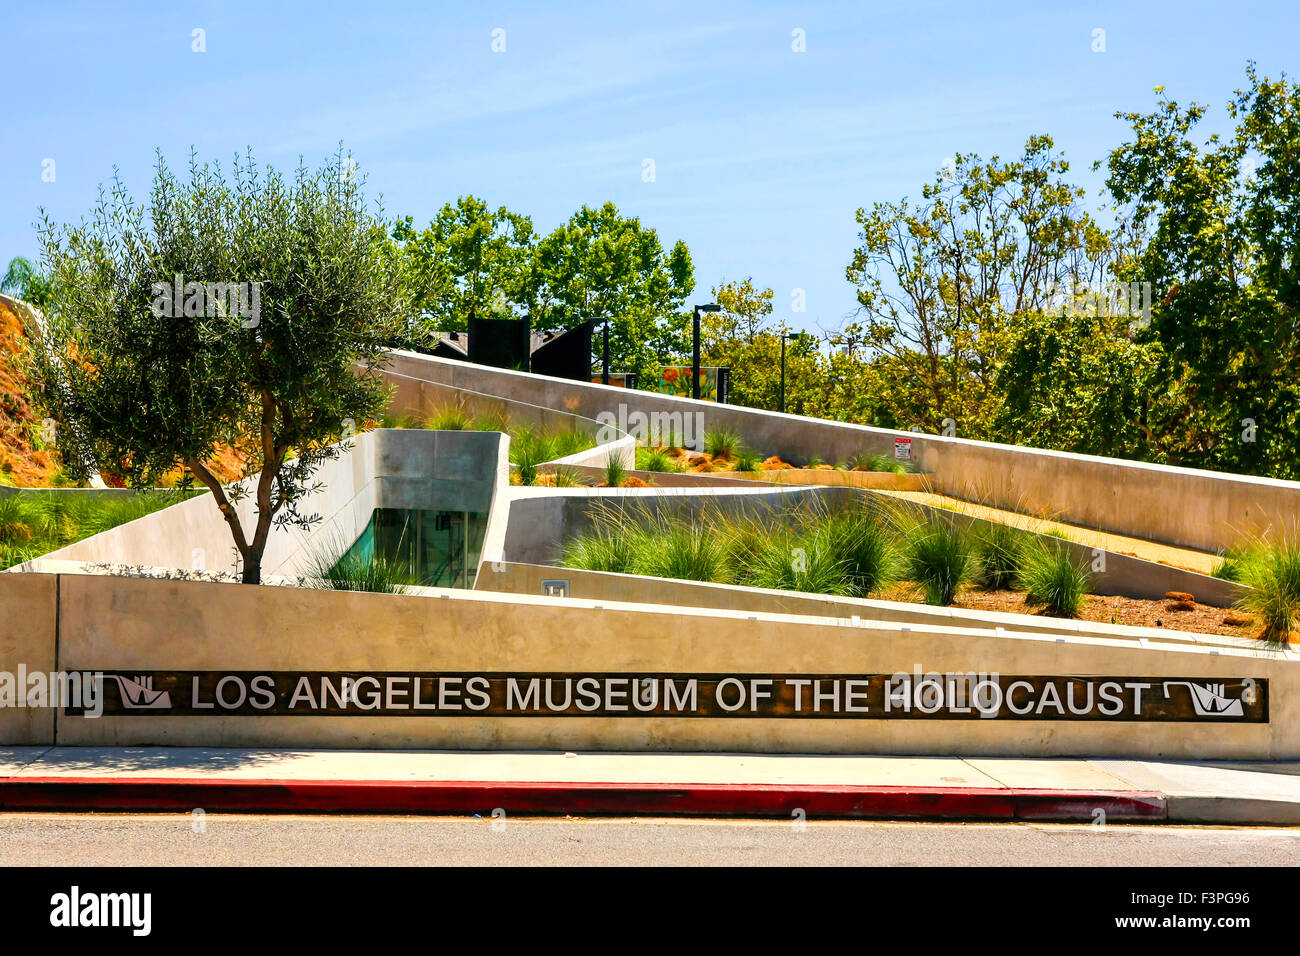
[0,814,1295,866]
[380,349,1300,555]
[22,428,507,580]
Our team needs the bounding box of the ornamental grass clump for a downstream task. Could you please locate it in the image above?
[703,425,743,460]
[560,522,637,575]
[973,522,1024,590]
[903,517,973,605]
[1234,540,1300,645]
[1017,538,1090,618]
[637,447,680,472]
[636,521,726,583]
[814,507,895,596]
[747,530,853,595]
[426,404,471,430]
[602,457,627,488]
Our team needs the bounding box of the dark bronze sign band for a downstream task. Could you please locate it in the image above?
[70,672,1269,722]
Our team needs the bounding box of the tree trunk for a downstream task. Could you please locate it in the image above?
[241,556,261,586]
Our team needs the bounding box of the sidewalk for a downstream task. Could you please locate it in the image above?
[2,747,1299,824]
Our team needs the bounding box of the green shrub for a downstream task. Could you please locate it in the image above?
[427,404,471,430]
[815,510,895,596]
[1235,541,1300,644]
[1017,539,1090,617]
[849,451,905,473]
[603,457,627,488]
[634,523,726,583]
[637,447,681,472]
[904,518,972,605]
[509,425,596,472]
[973,523,1024,590]
[470,410,509,433]
[551,466,582,487]
[733,447,761,472]
[703,425,742,459]
[561,526,637,574]
[747,531,853,595]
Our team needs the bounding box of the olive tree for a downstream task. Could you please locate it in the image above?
[28,148,410,583]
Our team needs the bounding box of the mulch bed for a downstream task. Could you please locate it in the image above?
[875,584,1259,639]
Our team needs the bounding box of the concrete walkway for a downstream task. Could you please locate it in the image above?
[1,748,1297,824]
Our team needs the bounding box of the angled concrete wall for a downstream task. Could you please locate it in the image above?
[21,428,507,580]
[29,572,1298,758]
[378,350,1300,555]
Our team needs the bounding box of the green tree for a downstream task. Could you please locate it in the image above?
[394,196,536,336]
[991,310,1160,459]
[847,136,1113,437]
[1,256,55,310]
[1102,65,1300,478]
[27,148,409,583]
[532,202,694,382]
[710,277,774,343]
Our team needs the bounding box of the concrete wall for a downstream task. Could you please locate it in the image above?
[0,571,1290,758]
[499,484,852,566]
[378,350,1300,554]
[22,428,507,580]
[477,561,1253,651]
[383,368,634,469]
[0,573,56,744]
[496,480,1241,606]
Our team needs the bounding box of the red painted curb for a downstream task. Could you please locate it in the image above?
[0,777,1167,821]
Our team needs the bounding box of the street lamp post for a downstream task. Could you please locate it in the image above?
[691,303,720,400]
[601,321,610,385]
[780,331,788,414]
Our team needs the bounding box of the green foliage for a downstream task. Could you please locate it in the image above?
[636,447,681,472]
[846,135,1113,436]
[602,456,627,488]
[532,202,694,382]
[1233,541,1300,644]
[846,451,904,473]
[426,404,471,430]
[1,256,55,309]
[1212,546,1263,583]
[1017,539,1090,617]
[636,522,726,582]
[903,518,973,605]
[560,521,636,574]
[0,489,195,569]
[551,466,582,487]
[703,425,742,459]
[28,147,408,583]
[392,197,536,337]
[508,425,596,472]
[992,310,1160,459]
[309,549,424,594]
[733,447,761,472]
[748,531,853,596]
[973,522,1024,590]
[814,509,896,595]
[1101,66,1300,479]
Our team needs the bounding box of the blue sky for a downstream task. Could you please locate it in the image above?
[2,0,1295,333]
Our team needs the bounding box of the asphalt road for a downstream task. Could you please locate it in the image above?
[0,813,1298,866]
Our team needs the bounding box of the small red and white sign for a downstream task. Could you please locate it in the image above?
[893,436,912,461]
